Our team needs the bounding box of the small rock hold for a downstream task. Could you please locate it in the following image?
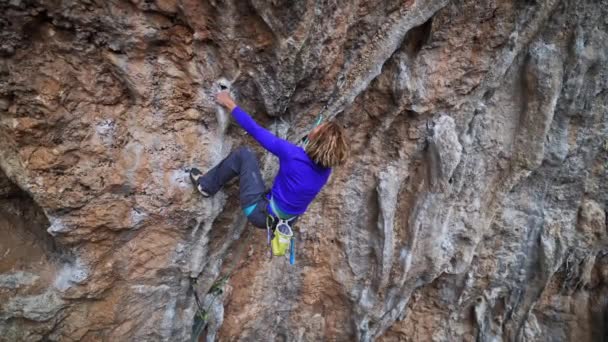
[0,45,15,57]
[0,62,8,75]
[193,31,210,42]
[578,199,606,239]
[185,108,202,120]
[0,98,10,111]
[9,0,24,8]
[108,41,122,52]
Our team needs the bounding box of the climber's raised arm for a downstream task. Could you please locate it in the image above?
[216,91,291,158]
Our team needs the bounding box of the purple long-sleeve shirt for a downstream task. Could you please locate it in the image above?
[231,106,331,215]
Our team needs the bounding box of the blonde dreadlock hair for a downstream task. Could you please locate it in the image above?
[305,122,349,168]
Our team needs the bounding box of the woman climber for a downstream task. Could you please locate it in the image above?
[189,91,348,228]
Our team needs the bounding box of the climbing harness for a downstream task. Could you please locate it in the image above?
[266,197,298,264]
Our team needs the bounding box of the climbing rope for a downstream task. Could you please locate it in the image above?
[299,113,325,146]
[190,217,254,340]
[295,73,346,143]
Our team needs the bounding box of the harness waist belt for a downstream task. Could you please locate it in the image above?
[269,196,297,220]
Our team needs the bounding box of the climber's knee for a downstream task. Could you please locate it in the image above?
[233,146,257,164]
[234,146,254,157]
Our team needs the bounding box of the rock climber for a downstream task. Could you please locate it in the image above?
[189,91,348,228]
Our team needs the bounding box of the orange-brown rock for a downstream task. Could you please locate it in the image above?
[0,0,606,341]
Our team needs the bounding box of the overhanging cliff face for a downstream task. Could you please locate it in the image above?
[0,0,606,341]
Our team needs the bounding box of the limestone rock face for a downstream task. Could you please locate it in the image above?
[1,0,607,341]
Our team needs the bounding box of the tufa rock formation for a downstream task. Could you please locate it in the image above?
[0,0,607,341]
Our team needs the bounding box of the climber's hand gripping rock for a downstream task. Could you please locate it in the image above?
[216,91,237,111]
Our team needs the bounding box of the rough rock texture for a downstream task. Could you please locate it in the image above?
[1,0,607,341]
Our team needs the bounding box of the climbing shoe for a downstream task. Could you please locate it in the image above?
[189,168,210,197]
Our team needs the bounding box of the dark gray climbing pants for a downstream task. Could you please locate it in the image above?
[198,147,269,228]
